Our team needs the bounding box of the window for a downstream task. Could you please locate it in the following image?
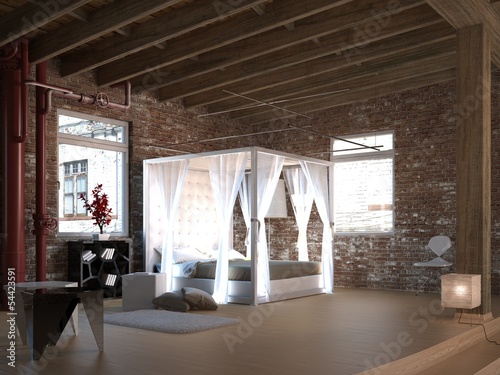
[63,160,88,216]
[58,110,128,237]
[332,131,393,234]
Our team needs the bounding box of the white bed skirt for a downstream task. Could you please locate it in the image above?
[172,274,325,305]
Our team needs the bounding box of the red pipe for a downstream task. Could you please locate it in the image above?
[37,80,131,114]
[0,42,18,61]
[34,61,48,281]
[1,46,26,309]
[18,40,28,143]
[25,80,131,114]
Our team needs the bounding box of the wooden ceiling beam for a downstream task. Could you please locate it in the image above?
[96,0,355,86]
[133,0,427,93]
[0,0,92,47]
[60,0,269,77]
[68,7,90,23]
[425,0,500,65]
[184,22,455,110]
[159,4,442,102]
[229,46,456,120]
[246,68,456,124]
[29,0,182,64]
[209,29,455,116]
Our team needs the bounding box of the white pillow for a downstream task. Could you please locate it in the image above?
[229,249,245,260]
[196,247,217,258]
[208,249,245,259]
[172,247,210,263]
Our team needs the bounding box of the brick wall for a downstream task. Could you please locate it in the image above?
[1,58,499,295]
[1,58,253,283]
[258,68,500,294]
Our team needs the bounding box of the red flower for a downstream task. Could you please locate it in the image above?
[80,184,113,234]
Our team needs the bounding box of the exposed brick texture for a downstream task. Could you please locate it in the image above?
[1,58,499,296]
[256,69,500,294]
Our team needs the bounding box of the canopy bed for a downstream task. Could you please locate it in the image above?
[143,147,334,305]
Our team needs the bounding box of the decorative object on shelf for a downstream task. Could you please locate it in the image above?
[80,183,112,237]
[93,233,111,240]
[68,240,130,297]
[441,273,481,309]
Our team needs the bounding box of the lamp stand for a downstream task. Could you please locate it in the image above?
[453,311,494,324]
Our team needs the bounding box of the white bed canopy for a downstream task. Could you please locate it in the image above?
[143,147,334,305]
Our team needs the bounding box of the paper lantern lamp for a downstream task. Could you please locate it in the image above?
[441,273,481,309]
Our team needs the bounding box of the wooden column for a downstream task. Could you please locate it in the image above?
[456,24,491,318]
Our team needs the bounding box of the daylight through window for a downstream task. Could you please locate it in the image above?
[332,131,394,234]
[57,110,128,237]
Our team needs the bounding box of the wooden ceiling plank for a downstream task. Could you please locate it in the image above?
[184,24,455,109]
[0,0,92,47]
[132,0,427,93]
[246,68,456,124]
[29,0,183,64]
[425,0,500,65]
[159,4,443,102]
[96,0,356,86]
[229,49,456,120]
[225,53,456,118]
[60,0,269,77]
[193,40,454,112]
[68,8,90,22]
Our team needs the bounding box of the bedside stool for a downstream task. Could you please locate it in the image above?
[122,273,166,311]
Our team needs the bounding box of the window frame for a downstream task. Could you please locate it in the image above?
[62,159,88,217]
[57,109,129,238]
[331,131,394,236]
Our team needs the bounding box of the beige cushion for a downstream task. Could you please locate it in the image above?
[181,287,218,310]
[152,292,190,313]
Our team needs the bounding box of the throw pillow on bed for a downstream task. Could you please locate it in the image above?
[152,291,190,313]
[181,287,218,310]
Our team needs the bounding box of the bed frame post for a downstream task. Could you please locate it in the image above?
[329,162,335,293]
[250,149,259,305]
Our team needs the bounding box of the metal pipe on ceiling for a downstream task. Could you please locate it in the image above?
[25,80,131,114]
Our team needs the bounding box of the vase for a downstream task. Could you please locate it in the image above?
[93,233,111,241]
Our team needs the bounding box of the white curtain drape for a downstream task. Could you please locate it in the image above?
[255,154,285,300]
[238,173,251,257]
[151,159,189,291]
[300,161,334,293]
[283,167,313,261]
[209,152,249,303]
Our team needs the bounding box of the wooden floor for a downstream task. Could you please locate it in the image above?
[1,288,500,375]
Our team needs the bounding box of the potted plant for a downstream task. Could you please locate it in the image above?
[80,184,112,240]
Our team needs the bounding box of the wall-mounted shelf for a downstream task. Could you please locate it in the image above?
[68,240,130,297]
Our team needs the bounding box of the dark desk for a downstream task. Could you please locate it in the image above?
[20,287,103,360]
[4,281,79,345]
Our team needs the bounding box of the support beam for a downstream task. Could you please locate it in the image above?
[455,24,492,318]
[425,0,500,65]
[0,0,92,48]
[28,0,181,64]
